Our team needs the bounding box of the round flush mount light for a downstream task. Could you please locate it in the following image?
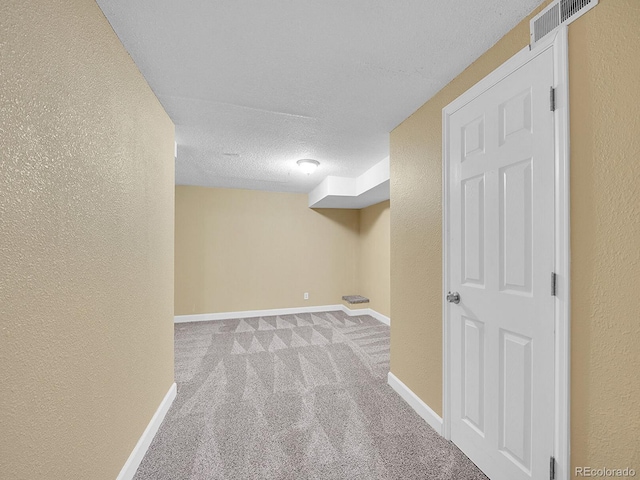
[297,159,320,174]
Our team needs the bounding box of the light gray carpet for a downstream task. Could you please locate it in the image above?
[134,311,488,480]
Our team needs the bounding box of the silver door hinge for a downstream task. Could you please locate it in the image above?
[550,87,556,111]
[551,272,557,296]
[550,456,556,479]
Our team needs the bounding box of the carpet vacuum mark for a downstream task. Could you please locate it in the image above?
[134,311,487,480]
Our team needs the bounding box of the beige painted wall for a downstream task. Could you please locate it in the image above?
[568,0,640,472]
[0,1,175,479]
[390,0,640,475]
[359,201,391,317]
[175,186,361,315]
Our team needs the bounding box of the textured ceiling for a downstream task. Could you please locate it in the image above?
[96,0,541,193]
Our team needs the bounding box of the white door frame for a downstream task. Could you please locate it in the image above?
[442,27,570,480]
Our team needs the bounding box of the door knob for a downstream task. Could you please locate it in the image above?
[447,291,461,304]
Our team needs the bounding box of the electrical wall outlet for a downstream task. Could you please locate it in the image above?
[304,292,309,300]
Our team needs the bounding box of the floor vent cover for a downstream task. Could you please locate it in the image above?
[530,0,598,47]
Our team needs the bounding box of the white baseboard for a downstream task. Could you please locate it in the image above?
[175,304,391,326]
[341,306,390,326]
[387,372,443,435]
[117,382,177,480]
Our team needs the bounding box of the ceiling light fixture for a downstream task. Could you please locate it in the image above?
[297,159,320,174]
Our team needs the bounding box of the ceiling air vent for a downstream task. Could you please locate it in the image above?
[530,0,598,47]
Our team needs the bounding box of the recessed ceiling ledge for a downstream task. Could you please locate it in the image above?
[308,157,389,209]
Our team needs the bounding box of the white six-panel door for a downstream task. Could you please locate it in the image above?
[447,47,556,480]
